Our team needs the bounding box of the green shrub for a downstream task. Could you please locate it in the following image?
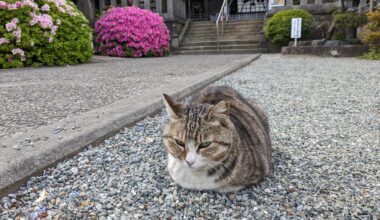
[0,0,93,68]
[264,9,313,45]
[360,9,380,60]
[332,11,367,40]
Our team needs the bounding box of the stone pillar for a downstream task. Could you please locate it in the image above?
[167,0,174,19]
[285,0,293,6]
[315,0,323,4]
[99,0,105,13]
[156,0,162,13]
[133,0,139,6]
[121,0,127,7]
[369,0,374,11]
[80,0,95,26]
[358,0,367,13]
[144,0,150,9]
[187,0,191,18]
[300,0,308,5]
[111,0,116,7]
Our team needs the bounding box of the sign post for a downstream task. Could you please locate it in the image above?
[291,18,302,47]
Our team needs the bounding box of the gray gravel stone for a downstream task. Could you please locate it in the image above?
[0,55,379,219]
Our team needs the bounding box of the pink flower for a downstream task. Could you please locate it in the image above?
[7,3,17,10]
[95,7,170,58]
[41,4,50,11]
[6,18,19,31]
[0,38,10,45]
[12,48,26,61]
[15,1,23,8]
[13,28,22,43]
[30,13,53,29]
[48,37,53,43]
[0,1,7,8]
[22,0,38,9]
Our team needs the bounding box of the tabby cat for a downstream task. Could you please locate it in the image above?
[162,86,272,193]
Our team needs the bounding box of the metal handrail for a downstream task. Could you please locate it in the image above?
[216,0,228,50]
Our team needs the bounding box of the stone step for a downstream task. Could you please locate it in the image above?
[188,24,264,32]
[180,44,264,51]
[190,20,264,27]
[178,48,267,55]
[181,39,263,47]
[182,35,264,43]
[186,27,263,36]
[185,31,263,38]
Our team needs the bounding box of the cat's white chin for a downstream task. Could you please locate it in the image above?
[167,154,245,193]
[167,154,220,191]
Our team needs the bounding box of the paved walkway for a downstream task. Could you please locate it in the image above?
[0,55,249,140]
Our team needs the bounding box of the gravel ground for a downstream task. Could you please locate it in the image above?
[0,54,248,140]
[1,54,379,219]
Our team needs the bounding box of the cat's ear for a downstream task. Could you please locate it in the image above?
[163,94,181,119]
[207,101,229,122]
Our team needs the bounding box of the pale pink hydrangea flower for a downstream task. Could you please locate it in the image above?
[6,18,19,32]
[48,37,53,43]
[0,1,7,8]
[7,3,17,10]
[15,1,23,8]
[0,38,10,45]
[50,25,58,35]
[22,0,38,9]
[56,19,61,25]
[12,48,26,61]
[41,4,50,11]
[30,13,53,29]
[13,27,22,43]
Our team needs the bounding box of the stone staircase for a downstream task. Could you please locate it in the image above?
[179,19,267,55]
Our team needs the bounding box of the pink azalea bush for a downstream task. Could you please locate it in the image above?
[0,0,92,68]
[95,7,170,58]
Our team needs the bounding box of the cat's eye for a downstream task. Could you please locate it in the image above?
[174,139,185,147]
[199,142,212,148]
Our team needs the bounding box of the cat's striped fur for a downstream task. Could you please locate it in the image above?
[163,86,272,192]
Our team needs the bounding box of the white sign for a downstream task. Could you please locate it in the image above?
[291,18,302,46]
[291,18,302,38]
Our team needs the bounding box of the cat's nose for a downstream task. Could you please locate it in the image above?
[186,160,195,167]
